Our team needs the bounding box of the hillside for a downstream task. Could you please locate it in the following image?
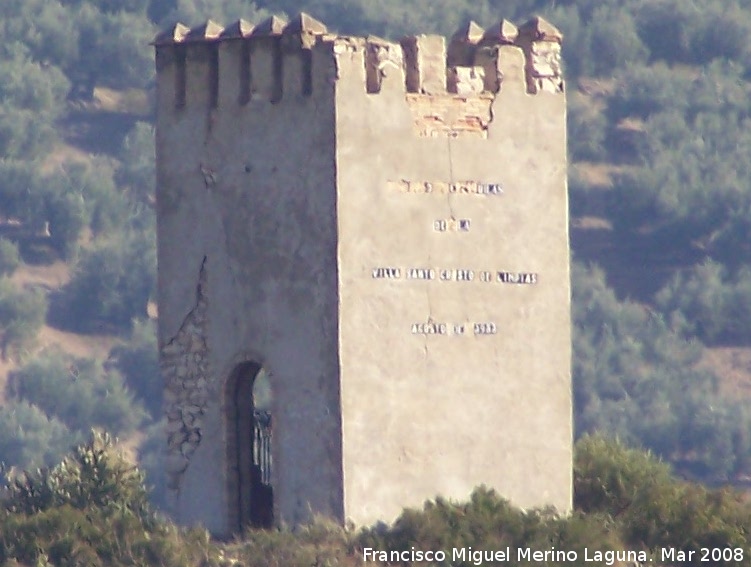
[0,0,751,517]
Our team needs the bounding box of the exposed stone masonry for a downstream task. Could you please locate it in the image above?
[161,257,210,490]
[364,37,404,93]
[517,16,564,94]
[525,41,563,93]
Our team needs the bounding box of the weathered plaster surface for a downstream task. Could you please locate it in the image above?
[334,38,570,526]
[156,37,343,534]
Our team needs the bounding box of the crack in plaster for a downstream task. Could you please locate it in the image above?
[163,256,208,347]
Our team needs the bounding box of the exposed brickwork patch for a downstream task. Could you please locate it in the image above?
[406,93,494,138]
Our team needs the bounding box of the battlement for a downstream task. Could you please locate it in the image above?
[153,13,563,112]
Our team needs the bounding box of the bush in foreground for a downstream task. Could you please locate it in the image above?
[2,435,751,566]
[0,432,218,567]
[575,435,751,558]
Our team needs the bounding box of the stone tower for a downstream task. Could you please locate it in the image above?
[153,13,571,537]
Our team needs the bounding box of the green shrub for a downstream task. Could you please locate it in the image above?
[575,435,674,514]
[0,503,222,567]
[575,436,751,556]
[116,121,155,205]
[5,0,79,71]
[588,6,648,76]
[2,435,751,567]
[64,230,156,332]
[0,238,20,277]
[0,49,70,113]
[7,351,148,436]
[357,486,623,567]
[0,401,79,470]
[74,8,155,90]
[108,318,161,418]
[0,160,129,261]
[137,419,167,510]
[0,432,223,567]
[359,487,534,560]
[0,106,58,161]
[0,159,58,240]
[655,260,751,344]
[572,262,751,479]
[45,160,131,256]
[232,518,364,567]
[608,63,691,121]
[635,0,751,66]
[4,431,149,516]
[45,189,87,260]
[0,278,47,360]
[568,95,608,161]
[607,61,751,240]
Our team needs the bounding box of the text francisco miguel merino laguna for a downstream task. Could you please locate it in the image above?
[362,546,649,565]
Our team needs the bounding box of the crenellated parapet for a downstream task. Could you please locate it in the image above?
[153,13,563,136]
[516,16,564,94]
[153,13,333,110]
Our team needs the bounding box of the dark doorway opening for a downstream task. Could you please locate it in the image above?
[226,362,273,531]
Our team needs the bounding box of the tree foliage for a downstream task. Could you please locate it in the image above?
[64,230,156,331]
[0,432,223,567]
[567,94,607,161]
[656,260,751,344]
[136,419,167,510]
[7,351,148,436]
[3,0,751,515]
[356,438,751,567]
[116,121,155,206]
[0,238,21,277]
[0,402,79,471]
[1,427,751,566]
[572,262,751,479]
[0,278,47,360]
[0,159,132,260]
[576,436,751,555]
[108,318,161,419]
[3,431,150,517]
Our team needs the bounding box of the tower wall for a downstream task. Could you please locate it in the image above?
[333,30,570,526]
[156,29,344,534]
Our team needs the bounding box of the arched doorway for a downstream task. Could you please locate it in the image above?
[226,362,273,532]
